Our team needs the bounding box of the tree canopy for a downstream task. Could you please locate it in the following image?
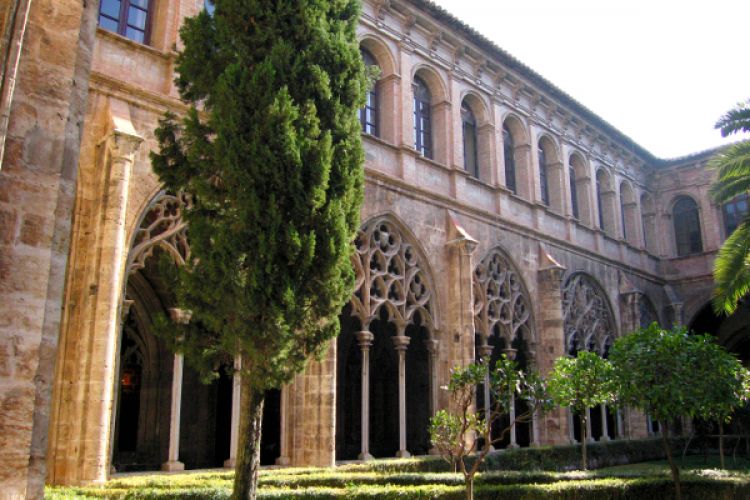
[151,1,366,497]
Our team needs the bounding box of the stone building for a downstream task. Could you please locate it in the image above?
[0,0,746,497]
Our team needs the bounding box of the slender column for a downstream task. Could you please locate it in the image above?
[425,338,440,455]
[162,353,185,471]
[616,409,624,439]
[508,392,519,448]
[224,355,242,468]
[393,333,411,458]
[478,344,494,450]
[586,408,594,443]
[600,404,610,441]
[356,330,374,461]
[276,386,290,465]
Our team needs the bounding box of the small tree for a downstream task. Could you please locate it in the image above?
[151,1,366,498]
[547,351,615,470]
[429,356,550,500]
[610,323,749,500]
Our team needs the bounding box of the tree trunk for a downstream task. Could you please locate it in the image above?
[580,413,588,470]
[465,475,474,500]
[232,376,265,500]
[660,420,681,500]
[719,421,725,469]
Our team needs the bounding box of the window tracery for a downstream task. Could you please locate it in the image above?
[473,249,532,346]
[127,192,191,275]
[349,218,434,331]
[562,273,616,355]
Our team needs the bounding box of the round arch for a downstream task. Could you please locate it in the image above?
[358,35,397,77]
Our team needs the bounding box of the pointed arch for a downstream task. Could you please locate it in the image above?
[349,213,439,335]
[561,272,617,356]
[473,246,535,347]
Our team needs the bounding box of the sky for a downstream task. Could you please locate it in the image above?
[430,0,750,159]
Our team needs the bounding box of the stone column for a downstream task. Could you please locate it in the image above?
[568,410,577,443]
[162,353,185,471]
[503,347,519,449]
[425,338,440,417]
[616,410,624,439]
[163,308,190,472]
[586,408,594,443]
[478,343,494,449]
[356,330,374,461]
[600,404,610,441]
[224,355,242,468]
[393,332,411,458]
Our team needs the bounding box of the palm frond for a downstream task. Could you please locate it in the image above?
[713,222,750,315]
[716,101,750,137]
[708,141,750,202]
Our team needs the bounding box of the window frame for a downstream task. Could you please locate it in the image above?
[569,164,579,219]
[722,193,749,238]
[538,144,549,206]
[672,196,703,256]
[461,102,479,178]
[503,125,517,194]
[359,48,380,137]
[98,0,154,45]
[413,77,433,159]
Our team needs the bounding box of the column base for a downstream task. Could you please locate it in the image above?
[599,436,611,442]
[161,461,185,472]
[507,443,519,449]
[358,452,374,461]
[223,458,235,469]
[276,456,290,466]
[395,450,411,458]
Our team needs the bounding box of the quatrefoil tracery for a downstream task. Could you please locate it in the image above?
[562,273,616,355]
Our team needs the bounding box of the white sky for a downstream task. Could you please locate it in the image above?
[430,0,750,159]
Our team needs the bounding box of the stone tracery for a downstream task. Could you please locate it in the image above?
[473,249,532,345]
[350,217,435,331]
[562,273,616,356]
[127,192,191,275]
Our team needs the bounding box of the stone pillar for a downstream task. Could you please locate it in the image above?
[162,353,185,471]
[393,333,411,458]
[536,244,569,445]
[600,404,610,441]
[478,343,494,449]
[425,338,439,417]
[616,410,624,439]
[356,330,374,461]
[224,355,242,468]
[508,393,518,449]
[586,408,594,443]
[568,410,577,443]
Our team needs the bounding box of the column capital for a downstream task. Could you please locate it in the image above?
[424,338,439,353]
[106,130,143,161]
[478,343,493,359]
[392,334,411,350]
[356,330,374,348]
[502,347,517,360]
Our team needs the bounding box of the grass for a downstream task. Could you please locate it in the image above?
[46,455,750,499]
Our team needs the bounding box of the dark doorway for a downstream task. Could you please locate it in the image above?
[261,388,282,465]
[369,310,398,458]
[336,303,362,460]
[405,312,431,455]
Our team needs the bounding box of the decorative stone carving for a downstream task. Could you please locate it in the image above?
[638,294,659,328]
[561,273,616,355]
[127,192,191,275]
[350,217,434,331]
[473,249,532,346]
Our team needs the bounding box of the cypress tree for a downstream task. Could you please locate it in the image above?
[151,1,365,497]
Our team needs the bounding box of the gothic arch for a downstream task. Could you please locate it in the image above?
[349,213,439,334]
[562,272,617,356]
[473,246,535,347]
[638,293,660,328]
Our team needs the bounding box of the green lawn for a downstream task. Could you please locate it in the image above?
[46,456,750,499]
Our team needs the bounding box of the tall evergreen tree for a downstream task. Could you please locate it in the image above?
[151,1,366,498]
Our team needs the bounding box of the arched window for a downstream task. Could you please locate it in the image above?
[359,49,379,137]
[596,172,605,230]
[673,196,703,256]
[569,165,579,219]
[99,0,152,44]
[723,194,749,237]
[503,125,517,194]
[641,193,656,253]
[413,77,432,159]
[461,101,478,177]
[538,143,549,206]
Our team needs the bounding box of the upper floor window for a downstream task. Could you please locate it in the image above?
[538,144,549,205]
[596,171,606,230]
[569,165,579,219]
[413,77,432,159]
[673,196,703,256]
[98,0,152,44]
[503,125,517,194]
[723,194,749,237]
[359,49,379,137]
[461,102,478,177]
